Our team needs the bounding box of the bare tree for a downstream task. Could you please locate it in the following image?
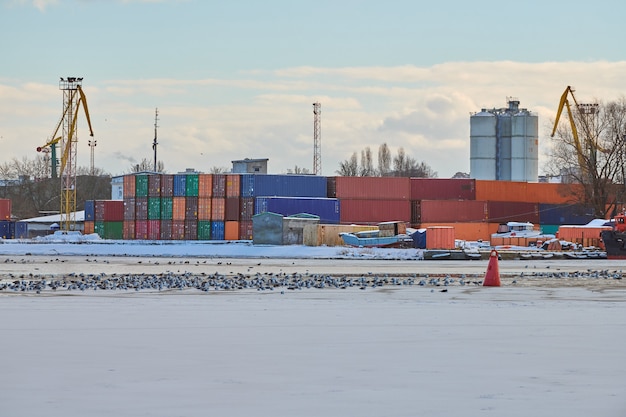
[129,158,165,173]
[209,166,229,174]
[286,165,311,175]
[360,147,374,176]
[377,143,391,176]
[336,152,359,176]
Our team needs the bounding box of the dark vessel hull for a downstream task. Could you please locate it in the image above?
[600,230,626,259]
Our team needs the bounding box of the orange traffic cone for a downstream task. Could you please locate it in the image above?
[483,249,501,287]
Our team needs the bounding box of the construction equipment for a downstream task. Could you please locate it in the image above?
[551,86,600,176]
[44,77,94,231]
[36,136,62,178]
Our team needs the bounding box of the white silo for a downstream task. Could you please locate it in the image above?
[469,110,496,180]
[511,105,539,182]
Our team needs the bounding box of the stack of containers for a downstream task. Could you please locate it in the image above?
[185,172,199,240]
[211,174,226,239]
[122,175,136,239]
[84,199,124,239]
[197,173,213,240]
[240,174,255,240]
[330,176,410,224]
[225,174,241,240]
[160,174,174,240]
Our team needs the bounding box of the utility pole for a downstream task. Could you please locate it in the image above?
[313,102,321,175]
[153,108,159,172]
[88,138,96,175]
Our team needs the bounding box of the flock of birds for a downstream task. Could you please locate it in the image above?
[0,257,623,294]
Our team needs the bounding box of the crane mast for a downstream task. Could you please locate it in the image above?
[313,102,321,175]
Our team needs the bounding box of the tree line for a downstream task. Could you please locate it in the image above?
[337,143,437,178]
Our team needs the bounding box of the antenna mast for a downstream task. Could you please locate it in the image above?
[313,102,321,175]
[153,108,158,172]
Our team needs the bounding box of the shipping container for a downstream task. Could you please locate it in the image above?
[95,200,106,221]
[185,174,199,197]
[212,174,226,198]
[148,174,161,197]
[240,174,254,197]
[410,178,476,200]
[135,175,149,197]
[283,217,319,245]
[211,221,225,240]
[171,220,185,240]
[148,197,161,220]
[417,200,488,223]
[226,174,241,197]
[326,177,337,198]
[487,201,540,224]
[147,220,160,240]
[339,199,411,224]
[538,203,595,225]
[123,221,135,239]
[124,198,135,221]
[197,220,212,240]
[172,197,186,221]
[84,200,95,221]
[419,222,495,242]
[186,220,199,239]
[198,197,211,221]
[161,174,174,197]
[302,224,379,246]
[15,221,28,238]
[83,220,95,235]
[198,174,213,198]
[160,220,173,240]
[557,225,610,248]
[252,212,283,244]
[103,200,124,221]
[527,182,581,204]
[103,221,123,239]
[173,175,187,197]
[211,198,225,221]
[239,220,253,240]
[185,196,198,220]
[135,220,148,240]
[225,221,239,240]
[254,196,340,224]
[225,197,240,221]
[0,220,14,238]
[334,176,410,200]
[135,197,148,220]
[425,226,455,249]
[252,174,327,198]
[123,175,136,198]
[94,221,105,238]
[240,197,255,221]
[475,180,580,204]
[160,197,173,220]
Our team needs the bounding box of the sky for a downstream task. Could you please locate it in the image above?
[2,0,626,178]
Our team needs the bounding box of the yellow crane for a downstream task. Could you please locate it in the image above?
[45,77,94,231]
[551,86,601,177]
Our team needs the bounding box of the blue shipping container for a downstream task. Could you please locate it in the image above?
[15,222,28,238]
[173,175,187,197]
[254,197,340,224]
[84,200,95,221]
[539,204,596,225]
[0,220,14,239]
[211,221,225,240]
[240,174,255,197]
[251,174,327,198]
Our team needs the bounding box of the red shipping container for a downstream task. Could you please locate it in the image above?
[225,197,240,221]
[226,174,241,197]
[185,196,198,220]
[487,201,540,224]
[103,200,124,221]
[410,178,476,200]
[211,197,225,220]
[418,200,488,223]
[0,199,10,220]
[198,174,213,198]
[135,220,148,240]
[124,198,135,221]
[239,220,253,240]
[171,220,185,240]
[123,220,135,239]
[339,199,411,224]
[148,174,161,197]
[212,174,226,198]
[161,174,174,197]
[184,220,198,240]
[135,197,148,220]
[123,175,135,198]
[198,197,212,220]
[240,197,254,221]
[95,200,106,221]
[426,226,455,249]
[225,221,239,240]
[172,197,186,221]
[160,220,173,240]
[335,177,411,200]
[147,220,160,240]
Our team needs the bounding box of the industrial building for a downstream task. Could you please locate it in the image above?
[470,99,538,182]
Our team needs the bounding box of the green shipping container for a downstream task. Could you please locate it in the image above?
[148,197,161,220]
[185,174,199,197]
[540,224,560,235]
[135,174,149,197]
[160,197,173,220]
[94,221,105,238]
[198,220,212,240]
[104,221,124,239]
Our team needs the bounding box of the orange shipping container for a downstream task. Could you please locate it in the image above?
[225,221,240,240]
[198,197,212,220]
[226,174,241,197]
[123,175,135,198]
[211,197,225,221]
[84,221,95,235]
[172,197,186,221]
[425,226,455,249]
[557,225,610,248]
[198,174,213,198]
[419,222,493,242]
[526,182,581,205]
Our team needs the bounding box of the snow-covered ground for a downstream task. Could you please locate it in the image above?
[1,234,626,417]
